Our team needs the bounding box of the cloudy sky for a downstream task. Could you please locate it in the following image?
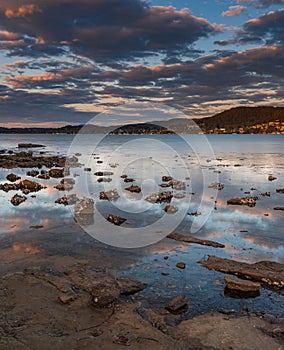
[0,0,283,127]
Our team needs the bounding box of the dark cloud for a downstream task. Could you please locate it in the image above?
[215,9,284,46]
[0,0,219,61]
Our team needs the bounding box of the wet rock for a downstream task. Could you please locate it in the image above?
[268,175,277,181]
[274,207,284,211]
[159,183,171,188]
[37,170,50,179]
[106,214,126,226]
[26,170,39,177]
[261,192,270,197]
[55,194,78,206]
[0,182,21,192]
[145,191,173,204]
[162,176,173,182]
[18,143,46,148]
[124,178,134,183]
[167,232,225,248]
[125,185,141,193]
[57,295,75,304]
[117,277,146,296]
[6,173,21,182]
[227,197,258,207]
[49,168,64,178]
[164,205,178,214]
[176,262,186,269]
[100,189,119,201]
[199,255,284,288]
[97,177,112,183]
[94,171,114,176]
[11,194,27,206]
[188,211,201,216]
[165,295,189,314]
[209,182,224,190]
[91,277,120,307]
[74,198,94,225]
[224,276,260,293]
[276,188,284,194]
[169,179,186,191]
[20,179,42,192]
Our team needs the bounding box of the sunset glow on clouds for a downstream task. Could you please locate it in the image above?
[0,0,283,126]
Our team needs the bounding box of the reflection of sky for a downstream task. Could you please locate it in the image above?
[0,134,283,259]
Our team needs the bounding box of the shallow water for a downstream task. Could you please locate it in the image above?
[0,134,283,318]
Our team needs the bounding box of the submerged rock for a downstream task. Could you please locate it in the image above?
[165,295,189,314]
[164,205,178,214]
[6,173,21,182]
[11,194,27,206]
[209,182,224,190]
[227,197,258,207]
[74,198,94,226]
[170,179,186,191]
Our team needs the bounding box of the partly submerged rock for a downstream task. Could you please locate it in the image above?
[125,185,141,193]
[276,188,284,194]
[165,295,189,314]
[268,175,277,181]
[11,194,27,206]
[6,173,21,182]
[26,170,39,177]
[18,143,46,148]
[97,177,112,183]
[199,255,284,288]
[209,182,224,190]
[224,276,260,293]
[167,232,225,248]
[94,171,114,176]
[164,205,178,214]
[274,207,284,211]
[176,262,186,269]
[227,197,258,207]
[106,214,126,226]
[145,191,173,204]
[49,168,64,178]
[100,189,119,201]
[162,176,173,182]
[20,179,42,193]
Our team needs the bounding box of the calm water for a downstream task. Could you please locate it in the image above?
[0,133,283,318]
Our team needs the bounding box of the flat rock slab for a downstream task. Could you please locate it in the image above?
[167,232,225,248]
[199,255,284,288]
[224,276,260,292]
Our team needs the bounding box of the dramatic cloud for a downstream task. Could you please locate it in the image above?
[0,0,219,61]
[222,5,246,17]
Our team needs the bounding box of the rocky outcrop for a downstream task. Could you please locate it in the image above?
[199,255,284,288]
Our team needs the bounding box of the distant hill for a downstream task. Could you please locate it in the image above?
[1,106,284,134]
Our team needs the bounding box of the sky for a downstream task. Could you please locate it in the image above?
[0,0,283,127]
